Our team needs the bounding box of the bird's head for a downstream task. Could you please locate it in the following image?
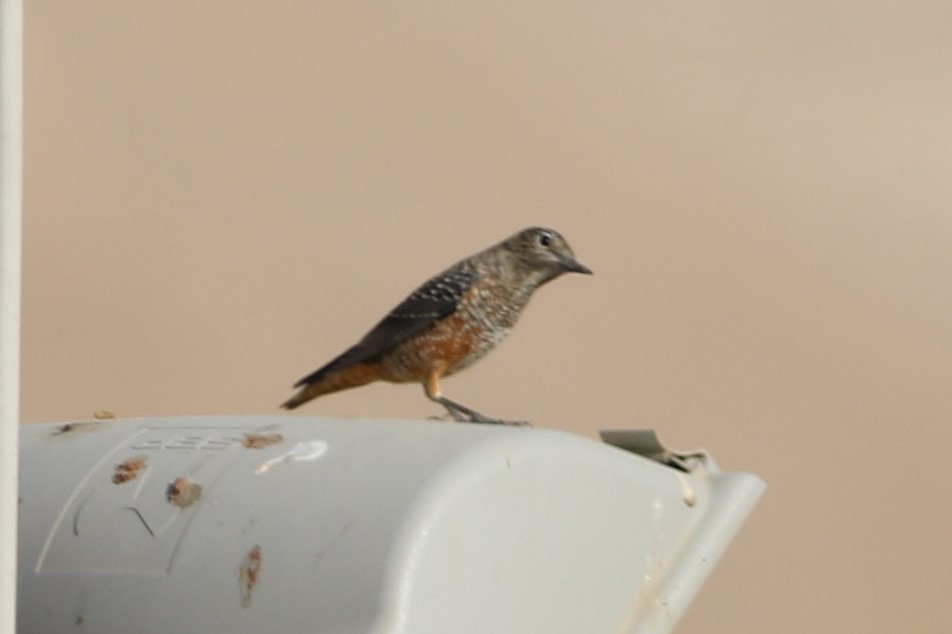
[504,227,592,287]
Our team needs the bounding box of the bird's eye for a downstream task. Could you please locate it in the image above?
[537,232,553,248]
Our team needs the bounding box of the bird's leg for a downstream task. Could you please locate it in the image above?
[424,370,530,427]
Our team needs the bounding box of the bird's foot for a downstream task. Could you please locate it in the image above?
[437,398,531,427]
[461,415,532,427]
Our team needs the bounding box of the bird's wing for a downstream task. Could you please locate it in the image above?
[293,268,477,387]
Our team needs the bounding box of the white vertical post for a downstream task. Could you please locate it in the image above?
[0,0,22,632]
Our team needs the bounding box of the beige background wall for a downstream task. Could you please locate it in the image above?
[23,2,952,632]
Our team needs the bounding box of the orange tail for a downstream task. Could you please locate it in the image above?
[281,363,383,409]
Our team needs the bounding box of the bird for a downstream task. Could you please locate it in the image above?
[281,226,592,424]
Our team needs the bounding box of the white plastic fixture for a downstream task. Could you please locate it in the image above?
[0,2,23,633]
[18,416,764,634]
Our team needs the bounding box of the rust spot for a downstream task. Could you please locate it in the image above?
[93,410,115,420]
[166,476,203,508]
[239,545,262,608]
[242,432,283,449]
[112,457,148,484]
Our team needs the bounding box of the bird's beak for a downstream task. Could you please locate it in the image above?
[562,257,593,275]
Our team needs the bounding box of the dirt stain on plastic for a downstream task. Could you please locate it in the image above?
[242,432,283,449]
[51,416,113,437]
[112,457,148,484]
[239,545,262,608]
[166,476,203,508]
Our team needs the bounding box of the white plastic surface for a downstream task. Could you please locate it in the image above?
[0,2,23,632]
[18,416,764,633]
